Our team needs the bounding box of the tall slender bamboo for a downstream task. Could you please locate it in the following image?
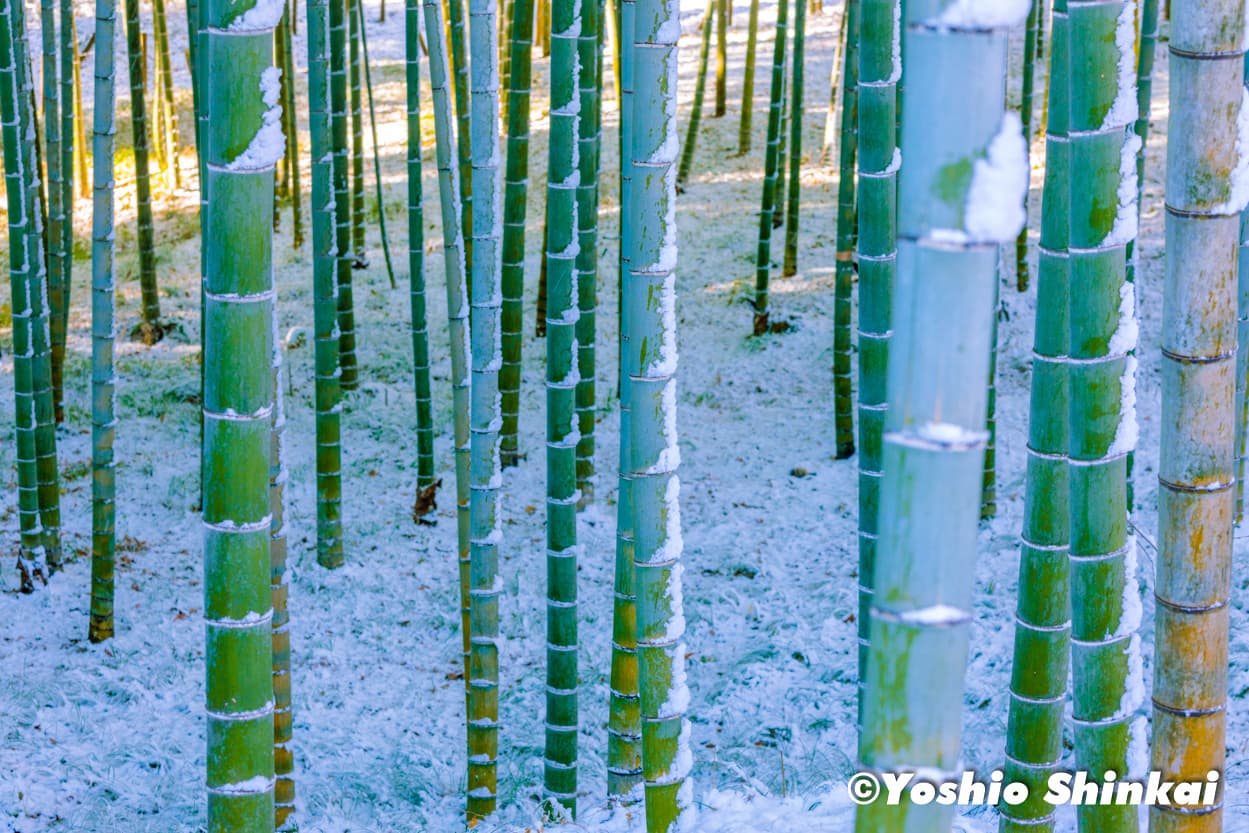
[737,0,759,154]
[152,0,180,189]
[607,0,642,799]
[543,0,582,810]
[855,1,1029,829]
[714,0,726,116]
[1134,0,1159,208]
[574,0,602,503]
[1152,5,1242,830]
[42,0,67,424]
[603,0,621,108]
[358,0,397,289]
[89,0,118,639]
[499,0,536,467]
[310,0,346,569]
[831,0,858,459]
[281,11,303,247]
[780,0,804,277]
[752,0,788,335]
[1239,57,1249,523]
[423,0,473,699]
[332,0,360,389]
[676,0,715,189]
[466,0,504,816]
[772,75,787,229]
[406,0,436,515]
[1066,3,1145,830]
[349,0,368,267]
[270,314,295,830]
[1014,0,1041,292]
[628,0,693,827]
[448,0,473,276]
[201,0,281,827]
[853,0,896,727]
[73,11,89,201]
[124,0,161,339]
[60,0,75,407]
[1,0,49,592]
[1001,6,1073,828]
[819,2,846,164]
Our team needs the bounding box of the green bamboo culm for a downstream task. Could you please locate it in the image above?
[201,0,283,826]
[1153,5,1244,830]
[332,0,360,390]
[1,0,49,592]
[574,0,603,504]
[71,9,88,201]
[1066,3,1145,829]
[780,0,805,278]
[751,0,789,335]
[61,0,77,250]
[772,75,788,230]
[714,0,726,116]
[448,0,474,279]
[269,314,295,830]
[626,0,694,826]
[358,3,397,289]
[152,0,180,189]
[349,0,368,268]
[606,0,642,799]
[499,0,537,468]
[853,0,897,730]
[819,3,847,165]
[407,0,437,517]
[309,0,346,569]
[124,0,161,342]
[423,0,473,701]
[88,0,118,638]
[1013,0,1041,293]
[543,0,582,811]
[1133,0,1160,213]
[42,0,67,426]
[830,0,859,458]
[1001,5,1073,828]
[855,1,1030,828]
[676,0,715,189]
[281,9,304,247]
[466,0,505,816]
[737,0,760,154]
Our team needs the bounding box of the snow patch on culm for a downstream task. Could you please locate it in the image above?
[645,379,682,475]
[1115,534,1142,640]
[1109,355,1138,456]
[226,67,285,171]
[660,639,691,716]
[1104,132,1142,248]
[656,472,685,563]
[228,0,285,31]
[1214,88,1249,215]
[933,0,1030,28]
[888,0,901,84]
[885,147,902,175]
[964,112,1029,242]
[646,270,679,377]
[1108,280,1138,355]
[1102,0,1140,129]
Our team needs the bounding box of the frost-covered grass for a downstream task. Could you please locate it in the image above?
[3,3,1249,833]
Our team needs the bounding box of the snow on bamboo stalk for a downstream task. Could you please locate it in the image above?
[574,0,602,503]
[1152,5,1245,830]
[269,311,295,830]
[309,0,345,569]
[853,0,898,726]
[124,0,161,339]
[608,0,642,798]
[544,0,582,811]
[855,0,1029,828]
[737,0,759,154]
[331,0,359,390]
[627,0,693,827]
[406,0,436,516]
[424,0,473,695]
[1066,3,1145,829]
[89,0,118,639]
[466,0,504,816]
[500,0,537,467]
[202,0,284,827]
[831,0,859,457]
[1,0,49,592]
[1000,3,1072,830]
[752,0,789,335]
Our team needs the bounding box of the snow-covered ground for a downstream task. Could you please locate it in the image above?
[2,1,1249,831]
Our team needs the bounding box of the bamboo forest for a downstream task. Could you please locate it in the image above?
[6,0,1249,830]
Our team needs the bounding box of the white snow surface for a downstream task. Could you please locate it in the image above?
[963,112,1029,243]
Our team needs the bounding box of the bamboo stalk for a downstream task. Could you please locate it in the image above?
[676,0,715,188]
[737,0,760,154]
[752,0,789,335]
[780,0,804,277]
[125,0,161,340]
[831,0,858,459]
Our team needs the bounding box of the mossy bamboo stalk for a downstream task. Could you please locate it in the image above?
[124,0,161,338]
[423,0,473,697]
[310,0,346,568]
[466,0,504,816]
[88,0,117,639]
[1152,5,1242,831]
[737,0,760,155]
[349,0,368,268]
[574,0,602,504]
[831,0,858,458]
[1066,2,1145,830]
[332,0,360,389]
[855,1,1029,828]
[201,0,281,826]
[607,0,641,799]
[406,0,436,510]
[270,314,295,830]
[853,0,896,726]
[499,0,537,467]
[676,0,715,189]
[751,0,788,335]
[152,0,180,189]
[780,0,804,277]
[1001,6,1073,827]
[2,0,50,592]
